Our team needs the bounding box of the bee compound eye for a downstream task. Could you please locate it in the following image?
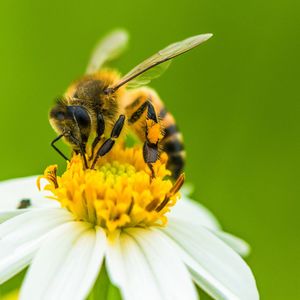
[68,106,91,128]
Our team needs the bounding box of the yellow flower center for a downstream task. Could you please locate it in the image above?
[38,145,184,233]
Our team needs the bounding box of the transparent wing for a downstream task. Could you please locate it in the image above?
[109,33,212,91]
[85,29,129,74]
[126,60,172,89]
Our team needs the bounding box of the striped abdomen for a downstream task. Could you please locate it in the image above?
[158,106,185,180]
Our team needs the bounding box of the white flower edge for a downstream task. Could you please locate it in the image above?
[19,224,258,300]
[0,208,74,284]
[161,220,258,300]
[106,228,198,300]
[169,195,251,256]
[20,222,106,300]
[0,176,59,223]
[0,176,259,300]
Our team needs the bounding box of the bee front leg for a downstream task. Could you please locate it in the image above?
[51,134,70,162]
[51,133,88,168]
[67,134,88,169]
[91,114,125,169]
[89,113,105,161]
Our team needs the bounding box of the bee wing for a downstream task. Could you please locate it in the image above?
[125,59,172,89]
[109,33,212,91]
[85,29,129,74]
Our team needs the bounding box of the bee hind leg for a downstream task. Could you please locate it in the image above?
[126,93,163,178]
[91,114,125,169]
[143,141,159,178]
[143,101,162,178]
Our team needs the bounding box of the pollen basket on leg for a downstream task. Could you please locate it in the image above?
[38,145,182,232]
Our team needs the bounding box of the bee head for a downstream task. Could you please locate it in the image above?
[49,100,92,149]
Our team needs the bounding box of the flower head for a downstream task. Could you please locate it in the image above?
[0,142,259,300]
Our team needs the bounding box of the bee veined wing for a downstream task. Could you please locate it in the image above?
[110,33,213,91]
[85,29,129,74]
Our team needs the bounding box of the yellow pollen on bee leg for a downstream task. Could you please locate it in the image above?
[38,145,183,233]
[146,120,163,144]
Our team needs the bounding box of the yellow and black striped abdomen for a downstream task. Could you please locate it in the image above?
[158,107,185,180]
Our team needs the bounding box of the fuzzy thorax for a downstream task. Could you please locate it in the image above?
[38,145,184,233]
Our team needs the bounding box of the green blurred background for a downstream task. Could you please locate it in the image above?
[0,0,299,298]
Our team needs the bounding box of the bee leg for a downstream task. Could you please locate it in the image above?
[89,113,105,161]
[91,114,125,169]
[143,101,161,177]
[79,143,88,169]
[51,133,88,168]
[126,94,162,177]
[67,134,88,169]
[143,141,158,178]
[51,134,69,161]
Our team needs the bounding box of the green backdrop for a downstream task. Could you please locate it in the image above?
[0,0,299,299]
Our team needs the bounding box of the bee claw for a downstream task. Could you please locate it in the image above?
[148,163,156,180]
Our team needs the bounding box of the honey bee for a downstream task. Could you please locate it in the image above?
[49,30,212,179]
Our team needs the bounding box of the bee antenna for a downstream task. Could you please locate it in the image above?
[103,87,116,95]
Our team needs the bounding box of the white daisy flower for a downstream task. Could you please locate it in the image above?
[0,145,259,300]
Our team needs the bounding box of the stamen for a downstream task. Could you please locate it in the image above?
[37,165,58,189]
[156,173,185,212]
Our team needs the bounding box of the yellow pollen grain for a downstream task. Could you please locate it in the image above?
[146,120,164,144]
[38,145,182,233]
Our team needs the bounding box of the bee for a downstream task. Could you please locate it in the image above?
[49,30,212,179]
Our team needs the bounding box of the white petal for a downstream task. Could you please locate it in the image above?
[0,208,73,284]
[162,220,259,300]
[20,222,106,300]
[213,231,251,257]
[168,197,250,256]
[180,183,194,196]
[106,228,198,300]
[0,176,59,211]
[0,209,30,223]
[168,195,221,230]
